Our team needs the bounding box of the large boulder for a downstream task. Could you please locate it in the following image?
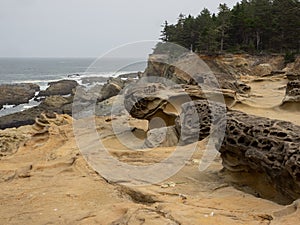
[0,83,40,109]
[38,80,78,97]
[97,78,125,102]
[176,100,300,203]
[253,63,273,76]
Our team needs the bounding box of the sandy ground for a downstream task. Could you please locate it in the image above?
[0,75,300,224]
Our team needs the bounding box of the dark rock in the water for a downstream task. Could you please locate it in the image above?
[81,77,108,85]
[0,95,73,129]
[38,80,78,97]
[67,73,80,78]
[118,72,140,79]
[0,83,40,109]
[176,100,300,203]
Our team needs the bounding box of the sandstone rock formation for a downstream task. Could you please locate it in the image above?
[284,56,300,74]
[2,113,300,224]
[143,53,250,94]
[282,74,300,108]
[38,80,78,97]
[124,82,236,131]
[176,100,300,203]
[0,83,40,109]
[0,126,31,158]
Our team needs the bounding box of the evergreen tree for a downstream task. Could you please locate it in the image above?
[158,0,300,54]
[217,3,231,52]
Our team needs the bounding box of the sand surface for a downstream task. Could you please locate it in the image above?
[0,75,300,224]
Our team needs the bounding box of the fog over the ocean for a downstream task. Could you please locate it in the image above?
[0,0,237,58]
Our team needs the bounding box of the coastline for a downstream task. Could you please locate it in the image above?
[0,53,300,224]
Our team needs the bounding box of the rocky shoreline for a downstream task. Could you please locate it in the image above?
[1,53,300,224]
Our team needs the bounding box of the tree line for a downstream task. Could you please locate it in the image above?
[159,0,300,54]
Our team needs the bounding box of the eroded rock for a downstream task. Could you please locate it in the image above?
[176,100,300,202]
[144,53,250,94]
[281,74,300,109]
[124,82,234,130]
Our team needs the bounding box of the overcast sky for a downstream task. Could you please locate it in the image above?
[0,0,237,58]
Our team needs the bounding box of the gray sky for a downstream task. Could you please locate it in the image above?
[0,0,237,57]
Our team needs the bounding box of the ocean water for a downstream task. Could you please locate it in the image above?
[0,57,147,116]
[0,57,147,88]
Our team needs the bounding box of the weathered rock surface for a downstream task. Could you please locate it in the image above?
[97,77,125,102]
[176,100,300,203]
[144,53,250,94]
[282,74,300,107]
[201,54,286,77]
[2,114,299,224]
[124,82,235,130]
[253,63,273,76]
[284,56,300,74]
[38,80,78,97]
[0,83,40,109]
[0,126,32,158]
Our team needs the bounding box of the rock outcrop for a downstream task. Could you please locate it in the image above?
[143,53,250,94]
[0,83,40,109]
[176,100,300,202]
[281,74,300,107]
[124,82,235,130]
[38,80,78,97]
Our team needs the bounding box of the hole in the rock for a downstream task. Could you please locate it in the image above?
[227,138,237,145]
[270,132,278,136]
[262,145,271,151]
[263,129,269,134]
[243,127,250,133]
[233,131,239,136]
[295,173,300,182]
[284,138,293,142]
[277,132,287,138]
[200,127,210,133]
[238,136,246,144]
[147,110,177,130]
[291,165,297,171]
[251,141,258,148]
[268,155,276,161]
